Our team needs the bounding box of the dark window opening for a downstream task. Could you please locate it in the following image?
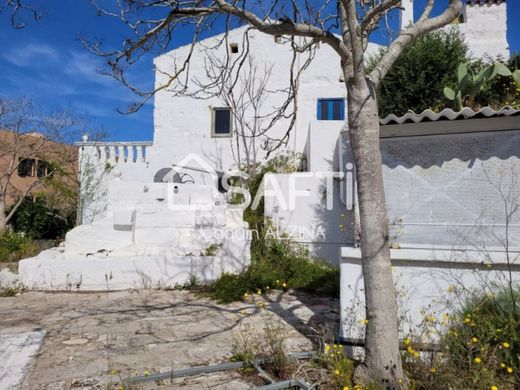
[18,158,35,177]
[230,43,239,54]
[37,160,48,178]
[317,98,345,121]
[213,108,232,136]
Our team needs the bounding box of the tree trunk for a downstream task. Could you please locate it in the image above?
[0,196,7,233]
[346,77,404,386]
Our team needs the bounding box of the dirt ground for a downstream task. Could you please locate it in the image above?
[0,289,339,389]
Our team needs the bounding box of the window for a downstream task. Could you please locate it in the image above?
[229,43,239,54]
[18,158,35,177]
[212,108,232,137]
[37,160,48,178]
[317,98,345,121]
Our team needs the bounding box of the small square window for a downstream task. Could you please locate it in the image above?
[229,43,239,54]
[212,108,232,137]
[317,98,345,121]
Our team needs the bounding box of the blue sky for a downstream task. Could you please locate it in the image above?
[0,1,518,142]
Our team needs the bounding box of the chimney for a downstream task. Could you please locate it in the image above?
[400,0,414,30]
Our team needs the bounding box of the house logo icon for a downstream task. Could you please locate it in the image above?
[167,153,222,211]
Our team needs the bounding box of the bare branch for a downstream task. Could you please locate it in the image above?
[370,0,462,86]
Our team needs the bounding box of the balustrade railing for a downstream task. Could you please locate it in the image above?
[77,141,153,164]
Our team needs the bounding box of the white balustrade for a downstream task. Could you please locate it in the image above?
[77,141,153,164]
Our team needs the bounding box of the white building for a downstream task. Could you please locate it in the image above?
[401,0,509,60]
[17,0,518,330]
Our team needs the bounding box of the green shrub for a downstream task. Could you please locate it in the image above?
[0,231,37,262]
[210,232,339,303]
[9,197,75,239]
[210,153,339,303]
[370,29,468,117]
[406,287,520,389]
[473,54,520,109]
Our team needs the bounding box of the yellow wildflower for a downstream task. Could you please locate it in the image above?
[324,344,331,353]
[502,341,510,348]
[343,387,350,390]
[471,337,478,343]
[256,289,262,295]
[474,357,481,364]
[430,367,437,373]
[282,282,287,288]
[407,345,414,354]
[507,367,513,374]
[500,363,506,368]
[243,292,249,298]
[491,386,498,390]
[414,352,420,358]
[334,369,340,375]
[404,337,411,346]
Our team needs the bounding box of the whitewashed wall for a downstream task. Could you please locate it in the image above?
[458,1,509,60]
[152,26,380,175]
[401,1,509,60]
[340,247,520,344]
[381,128,520,248]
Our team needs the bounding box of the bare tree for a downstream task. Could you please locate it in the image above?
[201,47,311,176]
[0,97,79,232]
[4,0,462,385]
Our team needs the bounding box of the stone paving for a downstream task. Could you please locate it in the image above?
[0,289,339,389]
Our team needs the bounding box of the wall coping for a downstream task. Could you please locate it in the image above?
[340,246,520,267]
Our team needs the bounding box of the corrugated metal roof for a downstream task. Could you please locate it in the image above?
[379,107,520,125]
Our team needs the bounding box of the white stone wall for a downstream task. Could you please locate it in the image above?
[151,26,381,175]
[381,128,520,248]
[339,247,520,344]
[401,1,509,60]
[458,1,509,60]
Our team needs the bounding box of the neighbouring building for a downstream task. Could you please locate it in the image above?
[0,129,77,207]
[401,0,509,60]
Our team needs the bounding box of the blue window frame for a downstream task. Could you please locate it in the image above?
[317,98,345,121]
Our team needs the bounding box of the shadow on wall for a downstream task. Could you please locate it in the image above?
[382,130,520,169]
[310,139,355,263]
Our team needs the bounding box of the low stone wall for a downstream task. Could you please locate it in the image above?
[339,246,520,344]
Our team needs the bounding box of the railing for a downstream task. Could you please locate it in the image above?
[77,141,153,164]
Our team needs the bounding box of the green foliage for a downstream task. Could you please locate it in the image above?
[0,231,37,262]
[371,29,468,117]
[406,287,520,389]
[203,242,223,256]
[444,61,515,109]
[210,153,339,303]
[318,343,356,389]
[210,236,339,303]
[473,54,520,110]
[264,314,290,378]
[231,322,258,368]
[9,197,75,239]
[0,288,17,297]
